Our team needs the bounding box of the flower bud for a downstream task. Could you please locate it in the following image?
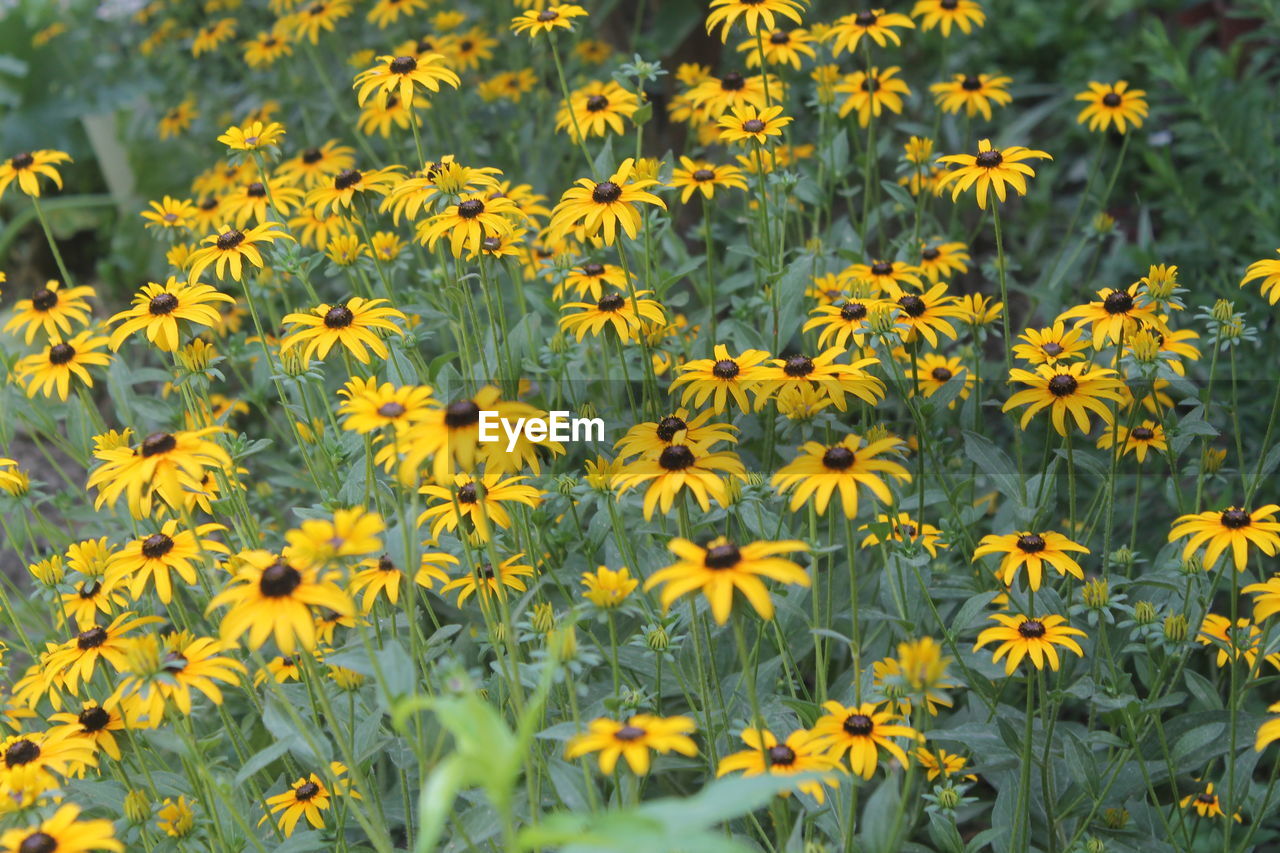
[531,602,556,634]
[554,474,577,497]
[1085,838,1106,853]
[124,789,151,824]
[1082,578,1110,609]
[1103,807,1129,829]
[1201,447,1226,474]
[646,625,670,652]
[1133,601,1157,625]
[1091,212,1115,233]
[869,303,898,335]
[1128,329,1160,364]
[935,787,961,810]
[1163,613,1188,642]
[1211,298,1234,324]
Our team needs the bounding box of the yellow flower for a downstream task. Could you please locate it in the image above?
[581,566,638,608]
[973,531,1088,590]
[0,803,122,852]
[717,728,843,802]
[353,53,460,108]
[1075,81,1148,134]
[217,120,285,151]
[280,298,406,365]
[565,715,697,774]
[107,277,234,352]
[511,4,589,37]
[644,537,808,624]
[973,613,1086,675]
[810,701,921,779]
[936,138,1052,209]
[1168,506,1280,572]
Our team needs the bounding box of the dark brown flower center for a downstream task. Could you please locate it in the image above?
[767,744,797,765]
[31,288,58,311]
[823,445,856,470]
[1047,374,1078,396]
[940,0,958,8]
[1041,342,1064,357]
[693,168,716,182]
[481,236,502,251]
[1102,92,1122,107]
[961,76,982,91]
[1016,533,1046,553]
[1103,291,1134,314]
[390,55,417,74]
[871,261,893,276]
[842,713,873,736]
[1132,427,1155,441]
[79,706,110,732]
[931,366,953,382]
[18,834,56,853]
[458,199,485,218]
[141,432,177,457]
[295,781,321,800]
[48,343,75,365]
[324,305,355,328]
[704,542,742,568]
[975,149,1003,168]
[377,401,406,418]
[260,560,303,597]
[921,247,940,261]
[898,294,926,317]
[79,580,102,599]
[862,77,880,93]
[537,8,558,21]
[1018,619,1046,638]
[302,147,324,164]
[141,533,175,560]
[200,197,219,211]
[334,169,362,190]
[247,182,267,198]
[712,359,740,379]
[658,445,696,470]
[841,302,868,321]
[445,400,481,427]
[721,71,745,91]
[10,152,34,170]
[582,263,605,276]
[770,30,790,45]
[377,555,396,572]
[783,355,813,377]
[592,181,622,203]
[742,119,766,134]
[615,724,645,741]
[4,739,39,767]
[216,230,245,251]
[597,292,626,312]
[457,482,478,503]
[149,292,180,315]
[585,95,609,112]
[1196,793,1216,804]
[77,626,108,649]
[656,415,687,442]
[1220,509,1251,529]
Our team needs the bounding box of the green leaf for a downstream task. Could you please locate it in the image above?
[234,739,295,787]
[962,431,1023,506]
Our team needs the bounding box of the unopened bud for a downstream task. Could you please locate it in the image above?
[646,625,670,652]
[1103,807,1129,829]
[531,601,556,633]
[1211,298,1234,324]
[1133,601,1157,625]
[1163,613,1188,642]
[1082,578,1110,609]
[935,787,961,810]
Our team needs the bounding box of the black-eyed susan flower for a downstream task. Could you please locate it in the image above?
[3,280,95,344]
[580,566,638,608]
[803,297,884,350]
[107,277,234,352]
[113,633,246,720]
[873,636,957,715]
[357,91,415,137]
[717,728,842,802]
[48,701,130,761]
[1168,506,1280,572]
[556,80,641,142]
[1257,703,1280,752]
[278,141,357,188]
[306,166,401,216]
[0,149,71,198]
[957,293,1002,326]
[243,27,293,68]
[217,120,285,152]
[930,73,1012,120]
[448,27,497,71]
[911,353,972,406]
[1096,420,1167,462]
[810,701,921,779]
[549,158,665,245]
[286,0,354,44]
[835,67,911,127]
[157,98,198,140]
[918,241,970,282]
[554,262,630,300]
[614,443,747,520]
[15,331,112,401]
[859,513,948,556]
[559,290,667,343]
[936,138,1052,209]
[280,297,405,365]
[669,345,771,413]
[847,259,923,293]
[186,221,292,283]
[440,555,535,606]
[1075,81,1148,134]
[284,507,384,567]
[1003,363,1125,435]
[105,521,228,604]
[670,157,748,203]
[354,53,459,109]
[141,195,198,232]
[368,0,430,27]
[262,763,354,836]
[417,474,541,542]
[0,803,122,852]
[337,377,436,434]
[773,434,910,518]
[565,715,697,774]
[0,459,26,497]
[911,0,985,35]
[915,747,977,782]
[44,612,161,694]
[973,530,1088,591]
[156,795,195,837]
[717,105,792,145]
[510,4,588,36]
[706,0,804,41]
[1244,576,1280,623]
[737,26,816,69]
[644,537,808,624]
[1013,322,1090,365]
[1180,783,1240,821]
[192,17,236,56]
[1196,614,1280,671]
[61,575,127,630]
[208,550,353,653]
[416,194,520,257]
[222,177,304,227]
[974,613,1086,675]
[889,284,966,347]
[1057,284,1160,349]
[826,9,915,55]
[87,427,233,518]
[756,350,886,410]
[615,410,737,460]
[1242,250,1280,304]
